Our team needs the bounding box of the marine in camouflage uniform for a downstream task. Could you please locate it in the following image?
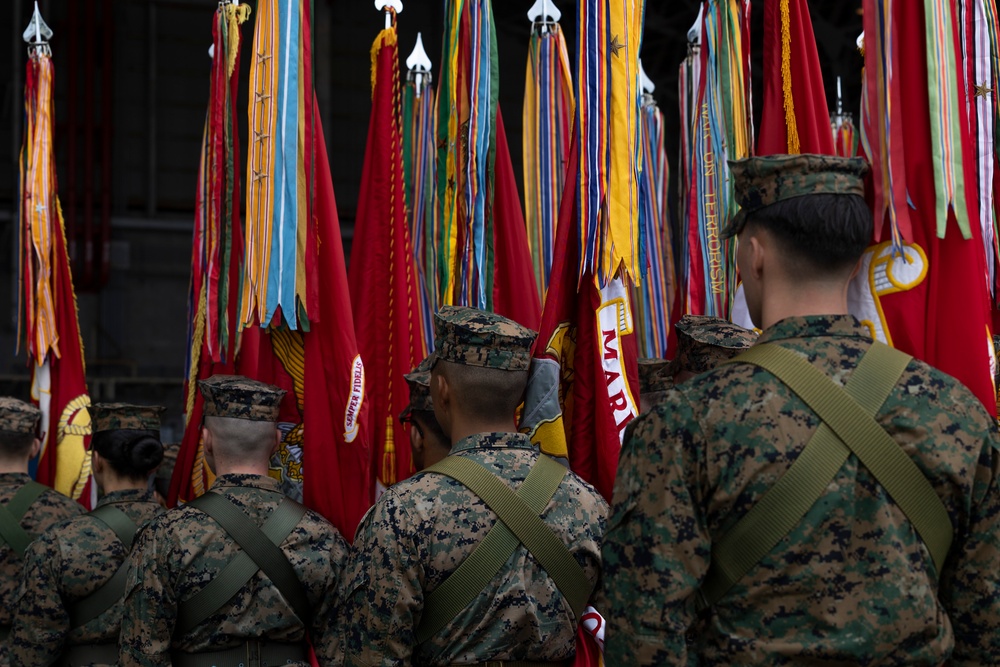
[399,354,451,471]
[341,306,609,666]
[638,316,757,412]
[11,403,166,667]
[602,154,1000,665]
[119,376,348,667]
[0,397,83,666]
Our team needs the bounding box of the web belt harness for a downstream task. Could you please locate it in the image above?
[175,492,308,637]
[699,341,953,609]
[417,455,592,644]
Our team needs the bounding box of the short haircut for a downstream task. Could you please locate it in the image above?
[204,416,276,460]
[411,409,448,447]
[744,193,872,278]
[91,429,164,480]
[0,430,35,458]
[438,360,528,422]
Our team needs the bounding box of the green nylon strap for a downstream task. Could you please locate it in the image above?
[89,504,137,549]
[416,454,568,644]
[701,342,952,608]
[700,342,909,608]
[0,482,47,558]
[419,455,592,640]
[176,493,308,638]
[69,505,140,629]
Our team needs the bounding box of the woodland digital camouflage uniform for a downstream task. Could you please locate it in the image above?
[399,355,435,420]
[119,474,348,666]
[88,403,165,433]
[601,315,1000,665]
[10,489,162,667]
[0,475,83,666]
[673,314,757,376]
[340,432,609,665]
[197,375,285,421]
[723,153,869,237]
[341,306,607,665]
[431,305,536,371]
[0,398,40,435]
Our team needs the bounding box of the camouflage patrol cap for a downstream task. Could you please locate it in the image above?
[723,153,870,238]
[400,355,434,421]
[0,397,41,435]
[198,374,286,421]
[88,403,166,433]
[675,315,758,375]
[432,306,536,371]
[638,358,673,394]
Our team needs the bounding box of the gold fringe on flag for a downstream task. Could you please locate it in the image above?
[780,0,800,154]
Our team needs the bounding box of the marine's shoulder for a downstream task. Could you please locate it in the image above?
[35,486,85,516]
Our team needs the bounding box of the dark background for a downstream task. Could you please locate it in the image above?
[0,0,863,438]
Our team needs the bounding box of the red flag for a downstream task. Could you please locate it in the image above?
[492,107,542,331]
[20,48,92,507]
[32,206,92,507]
[305,101,372,539]
[757,0,835,156]
[852,1,995,413]
[522,138,639,502]
[348,26,425,489]
[170,6,249,506]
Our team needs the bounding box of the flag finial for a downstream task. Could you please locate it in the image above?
[528,0,560,35]
[375,0,403,29]
[406,32,432,96]
[639,58,655,96]
[23,1,53,56]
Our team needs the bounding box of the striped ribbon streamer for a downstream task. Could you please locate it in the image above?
[977,0,1000,300]
[434,0,499,310]
[833,117,858,157]
[680,1,749,319]
[577,0,645,286]
[402,73,438,352]
[19,51,59,362]
[576,0,611,281]
[243,0,313,329]
[635,99,674,358]
[523,22,575,299]
[924,0,971,239]
[678,39,700,316]
[969,0,998,297]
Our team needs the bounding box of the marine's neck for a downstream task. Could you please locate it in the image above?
[447,413,518,448]
[758,279,850,331]
[212,460,272,478]
[0,458,30,475]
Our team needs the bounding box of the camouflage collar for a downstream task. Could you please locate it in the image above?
[0,472,32,485]
[209,473,283,493]
[756,315,869,345]
[95,488,156,509]
[450,431,534,455]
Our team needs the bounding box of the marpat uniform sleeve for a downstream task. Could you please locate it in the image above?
[10,533,68,667]
[118,525,174,667]
[601,392,711,666]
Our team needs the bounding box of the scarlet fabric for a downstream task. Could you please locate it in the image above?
[492,107,542,331]
[875,2,996,413]
[35,211,91,507]
[757,0,835,156]
[305,105,373,540]
[348,34,424,488]
[530,138,639,502]
[170,12,246,506]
